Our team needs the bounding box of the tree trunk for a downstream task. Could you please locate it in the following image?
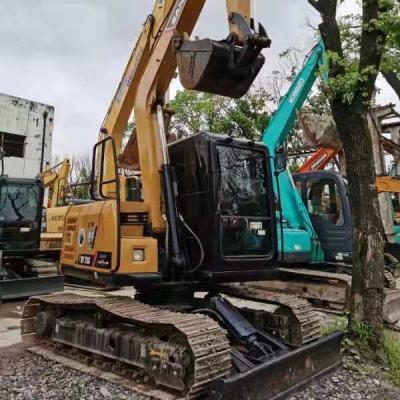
[308,0,388,351]
[382,70,400,101]
[331,101,385,348]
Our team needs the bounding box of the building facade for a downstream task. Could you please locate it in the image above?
[0,93,54,178]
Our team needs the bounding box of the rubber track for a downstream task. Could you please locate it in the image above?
[263,268,400,325]
[218,284,322,345]
[280,266,396,290]
[280,267,397,291]
[21,293,231,398]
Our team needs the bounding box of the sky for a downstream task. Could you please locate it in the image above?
[0,0,398,157]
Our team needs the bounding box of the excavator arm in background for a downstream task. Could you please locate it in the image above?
[296,147,339,173]
[40,159,71,207]
[39,159,72,251]
[295,143,400,196]
[297,107,400,199]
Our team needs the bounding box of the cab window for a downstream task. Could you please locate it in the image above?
[306,179,344,226]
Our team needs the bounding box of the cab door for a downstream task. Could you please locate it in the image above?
[293,171,353,262]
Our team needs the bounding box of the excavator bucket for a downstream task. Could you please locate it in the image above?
[176,38,264,98]
[208,332,343,400]
[175,14,271,98]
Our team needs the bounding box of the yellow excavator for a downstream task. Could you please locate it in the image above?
[22,1,342,398]
[39,159,72,251]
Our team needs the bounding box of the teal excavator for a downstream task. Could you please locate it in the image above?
[259,40,400,323]
[262,40,327,264]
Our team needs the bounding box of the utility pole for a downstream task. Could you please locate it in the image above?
[40,111,48,173]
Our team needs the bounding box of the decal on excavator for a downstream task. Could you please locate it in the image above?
[116,47,144,103]
[77,254,94,266]
[87,227,97,249]
[167,0,186,28]
[78,228,85,247]
[289,78,305,104]
[95,252,112,269]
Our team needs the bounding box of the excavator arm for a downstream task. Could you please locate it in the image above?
[40,159,71,207]
[97,0,270,231]
[297,147,339,173]
[100,0,259,153]
[261,40,326,262]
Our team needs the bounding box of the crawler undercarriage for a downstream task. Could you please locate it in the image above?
[22,285,342,400]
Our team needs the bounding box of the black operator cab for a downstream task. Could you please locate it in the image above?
[168,132,278,282]
[0,177,44,256]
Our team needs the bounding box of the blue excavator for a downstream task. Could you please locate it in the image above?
[256,40,400,324]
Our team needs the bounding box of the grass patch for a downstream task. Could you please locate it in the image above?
[349,320,375,357]
[321,315,348,335]
[341,321,400,387]
[384,334,400,386]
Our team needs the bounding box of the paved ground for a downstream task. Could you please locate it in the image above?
[0,299,24,348]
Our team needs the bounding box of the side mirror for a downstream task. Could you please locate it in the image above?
[275,146,287,174]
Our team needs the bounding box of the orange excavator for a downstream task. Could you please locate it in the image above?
[297,144,400,192]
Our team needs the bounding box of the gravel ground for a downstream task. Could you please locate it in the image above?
[1,345,400,400]
[289,368,400,400]
[0,345,149,400]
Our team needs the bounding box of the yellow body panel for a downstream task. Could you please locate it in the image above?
[40,205,70,251]
[60,201,157,275]
[377,176,400,194]
[40,232,63,250]
[119,236,158,274]
[46,205,70,234]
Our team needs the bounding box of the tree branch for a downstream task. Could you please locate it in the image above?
[358,0,387,103]
[308,0,337,15]
[308,0,345,78]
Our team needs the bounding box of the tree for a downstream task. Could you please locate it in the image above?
[308,0,399,351]
[338,2,400,100]
[381,1,400,99]
[169,87,273,140]
[69,153,91,199]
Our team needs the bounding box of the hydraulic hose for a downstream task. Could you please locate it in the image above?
[274,165,285,262]
[179,214,205,274]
